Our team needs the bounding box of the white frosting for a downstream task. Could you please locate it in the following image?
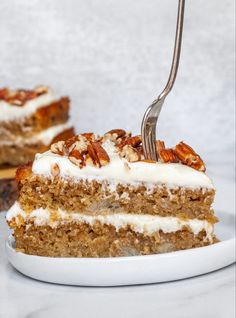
[0,122,72,146]
[6,202,214,240]
[32,140,214,189]
[0,89,57,122]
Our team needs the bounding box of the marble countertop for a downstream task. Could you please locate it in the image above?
[0,174,235,318]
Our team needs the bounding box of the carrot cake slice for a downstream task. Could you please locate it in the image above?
[0,86,75,166]
[7,130,218,257]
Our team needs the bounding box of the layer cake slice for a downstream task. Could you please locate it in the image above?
[7,130,218,257]
[0,86,74,166]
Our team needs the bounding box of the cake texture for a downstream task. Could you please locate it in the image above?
[7,130,218,257]
[0,86,75,166]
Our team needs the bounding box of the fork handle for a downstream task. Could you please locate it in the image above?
[142,0,185,160]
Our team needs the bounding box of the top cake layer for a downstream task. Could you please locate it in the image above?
[31,130,214,189]
[0,86,58,122]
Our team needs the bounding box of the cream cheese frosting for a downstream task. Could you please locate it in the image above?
[0,88,57,122]
[6,202,214,240]
[32,140,214,189]
[0,122,72,146]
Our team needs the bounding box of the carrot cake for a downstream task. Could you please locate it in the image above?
[0,85,75,166]
[7,130,218,257]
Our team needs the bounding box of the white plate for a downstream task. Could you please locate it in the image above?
[6,211,235,286]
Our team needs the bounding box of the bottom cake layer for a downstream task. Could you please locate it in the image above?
[13,222,217,257]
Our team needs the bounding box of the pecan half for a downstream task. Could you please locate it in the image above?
[159,149,178,163]
[174,142,206,172]
[119,135,142,149]
[87,142,110,167]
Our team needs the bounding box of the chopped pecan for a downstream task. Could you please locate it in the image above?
[65,136,78,149]
[35,85,49,95]
[69,137,89,154]
[119,145,141,162]
[103,129,130,145]
[105,129,126,139]
[51,163,60,176]
[174,142,206,172]
[81,133,96,142]
[87,142,110,167]
[69,149,84,168]
[50,141,66,156]
[119,135,142,149]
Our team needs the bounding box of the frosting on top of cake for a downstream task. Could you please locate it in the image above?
[32,139,214,189]
[0,87,57,121]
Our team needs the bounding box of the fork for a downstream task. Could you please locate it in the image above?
[141,0,185,160]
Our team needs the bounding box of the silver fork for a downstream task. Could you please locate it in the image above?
[141,0,185,160]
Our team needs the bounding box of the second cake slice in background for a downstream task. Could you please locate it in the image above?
[0,85,75,166]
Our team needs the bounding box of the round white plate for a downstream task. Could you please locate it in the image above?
[6,211,235,286]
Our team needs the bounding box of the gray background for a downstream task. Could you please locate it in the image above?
[0,0,235,177]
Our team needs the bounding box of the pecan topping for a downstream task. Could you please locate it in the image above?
[51,163,60,177]
[50,141,66,155]
[119,135,142,149]
[103,129,130,145]
[159,149,178,163]
[156,140,165,153]
[156,140,177,163]
[34,85,49,95]
[174,142,206,172]
[49,130,206,172]
[87,142,110,167]
[0,86,48,106]
[69,149,84,168]
[119,145,141,162]
[81,133,96,142]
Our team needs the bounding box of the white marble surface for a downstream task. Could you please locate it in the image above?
[0,173,235,318]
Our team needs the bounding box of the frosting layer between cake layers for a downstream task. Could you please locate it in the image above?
[7,202,214,241]
[0,88,57,122]
[32,140,214,189]
[0,122,73,146]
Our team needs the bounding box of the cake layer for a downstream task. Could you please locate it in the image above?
[16,170,216,221]
[13,222,216,257]
[0,97,70,140]
[0,128,74,166]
